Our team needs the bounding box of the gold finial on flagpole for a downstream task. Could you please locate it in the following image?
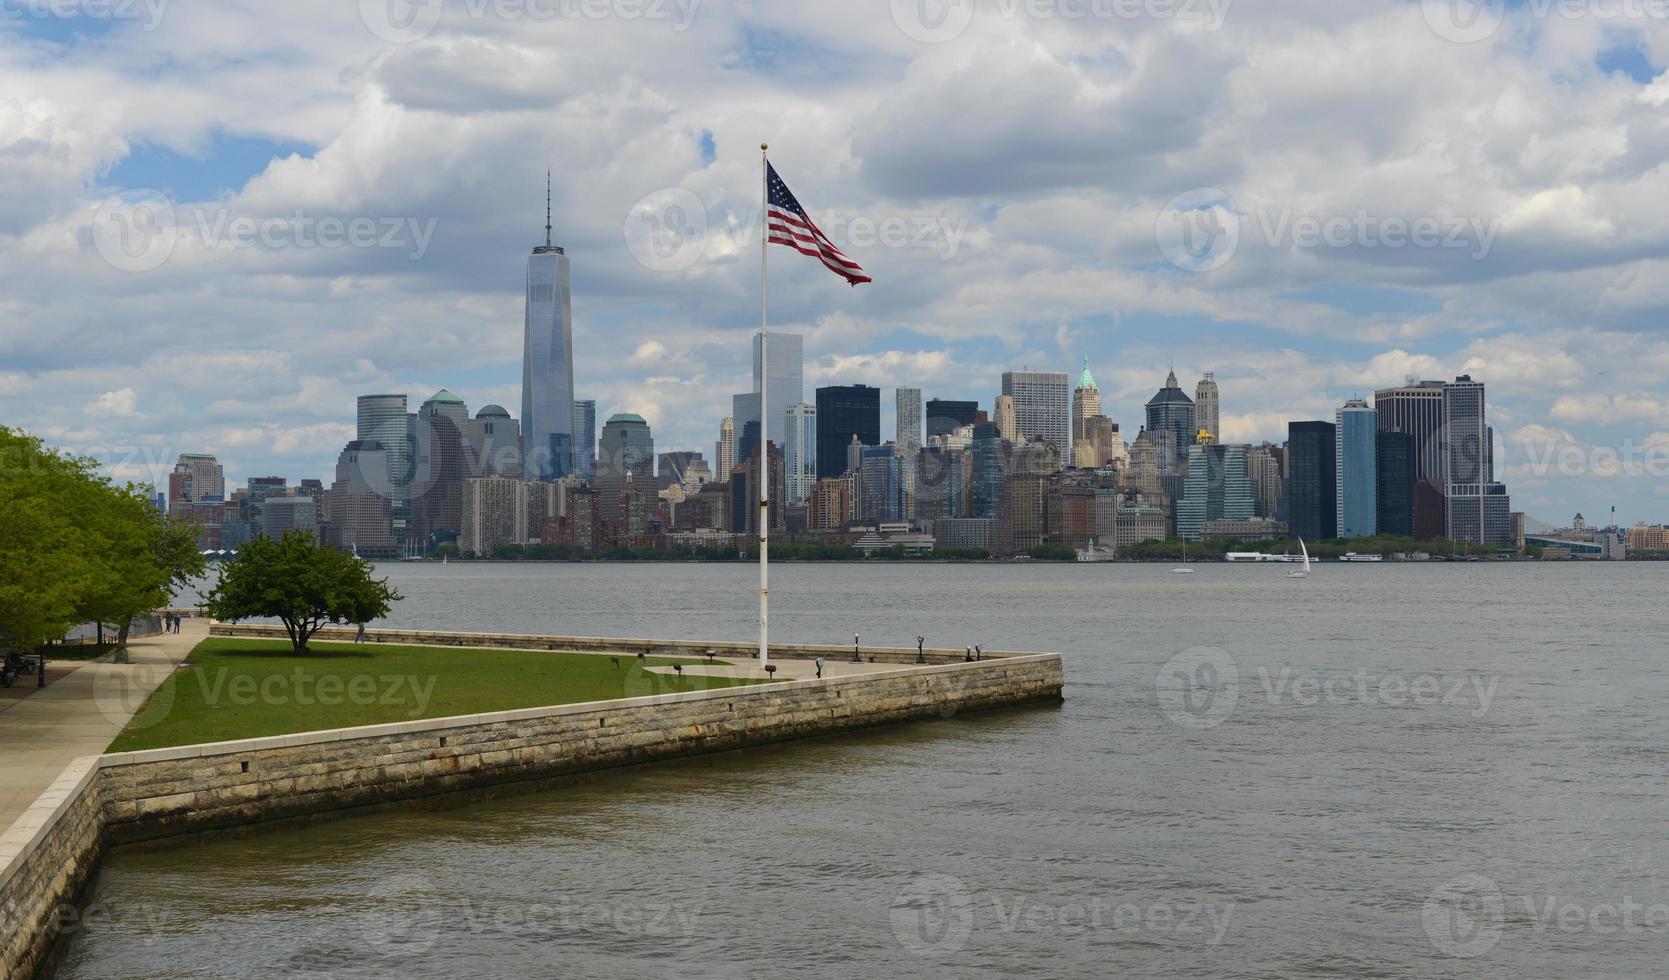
[761,143,768,151]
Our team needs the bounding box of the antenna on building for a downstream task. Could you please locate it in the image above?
[545,170,553,248]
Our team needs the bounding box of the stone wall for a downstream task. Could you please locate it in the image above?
[0,759,104,980]
[1,652,1063,977]
[209,622,1008,665]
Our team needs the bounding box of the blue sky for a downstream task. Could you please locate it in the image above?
[3,0,1669,526]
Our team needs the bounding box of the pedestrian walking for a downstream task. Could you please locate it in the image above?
[355,623,367,644]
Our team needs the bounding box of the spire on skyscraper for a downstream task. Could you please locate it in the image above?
[1077,355,1098,392]
[545,169,552,249]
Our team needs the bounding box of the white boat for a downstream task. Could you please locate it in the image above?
[1076,540,1116,563]
[1288,538,1311,578]
[1171,540,1195,574]
[1341,552,1383,562]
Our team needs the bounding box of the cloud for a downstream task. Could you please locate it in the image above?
[85,387,139,419]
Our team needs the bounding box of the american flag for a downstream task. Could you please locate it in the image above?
[766,162,871,286]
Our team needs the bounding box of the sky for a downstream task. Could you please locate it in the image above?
[3,0,1669,526]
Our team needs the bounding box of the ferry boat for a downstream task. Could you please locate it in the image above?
[1340,552,1383,562]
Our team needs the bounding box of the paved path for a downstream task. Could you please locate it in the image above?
[0,620,205,831]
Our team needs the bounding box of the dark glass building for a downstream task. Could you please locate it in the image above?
[1375,430,1414,537]
[926,398,980,439]
[1286,421,1337,541]
[969,422,1005,520]
[814,385,880,481]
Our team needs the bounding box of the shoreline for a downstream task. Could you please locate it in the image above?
[0,627,1063,980]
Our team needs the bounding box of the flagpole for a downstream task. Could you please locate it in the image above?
[758,143,770,673]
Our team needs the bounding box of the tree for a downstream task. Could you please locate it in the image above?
[204,531,402,653]
[0,429,99,653]
[76,482,207,648]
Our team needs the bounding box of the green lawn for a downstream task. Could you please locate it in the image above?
[109,638,773,752]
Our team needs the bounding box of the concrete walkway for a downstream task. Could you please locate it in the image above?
[0,620,205,831]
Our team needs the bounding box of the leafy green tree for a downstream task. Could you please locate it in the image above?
[0,429,100,653]
[75,482,206,648]
[204,531,402,653]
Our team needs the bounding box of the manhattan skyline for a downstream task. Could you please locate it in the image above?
[2,4,1667,523]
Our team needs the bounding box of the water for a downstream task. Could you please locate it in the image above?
[54,563,1669,978]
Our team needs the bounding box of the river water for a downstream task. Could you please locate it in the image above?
[52,562,1669,978]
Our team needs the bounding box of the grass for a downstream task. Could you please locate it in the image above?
[108,638,775,753]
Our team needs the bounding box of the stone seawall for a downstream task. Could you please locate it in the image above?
[209,622,1008,665]
[1,652,1063,978]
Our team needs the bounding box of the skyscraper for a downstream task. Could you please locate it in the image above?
[597,413,654,522]
[716,416,735,476]
[784,403,816,503]
[753,331,803,450]
[1335,398,1378,539]
[857,444,903,523]
[1372,380,1446,486]
[1376,430,1414,537]
[1287,421,1337,541]
[926,399,980,438]
[814,385,880,480]
[1144,369,1196,462]
[1144,369,1196,509]
[522,177,576,481]
[969,422,1005,520]
[357,394,410,501]
[896,387,922,519]
[732,392,761,466]
[173,453,225,502]
[1442,375,1511,544]
[1194,372,1220,443]
[408,391,469,547]
[1176,443,1255,541]
[1002,370,1071,465]
[572,399,596,483]
[1072,357,1102,445]
[993,395,1019,443]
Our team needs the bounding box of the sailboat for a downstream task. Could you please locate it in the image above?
[1288,537,1310,578]
[1171,538,1195,574]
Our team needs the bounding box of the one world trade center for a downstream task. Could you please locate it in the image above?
[523,177,576,481]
